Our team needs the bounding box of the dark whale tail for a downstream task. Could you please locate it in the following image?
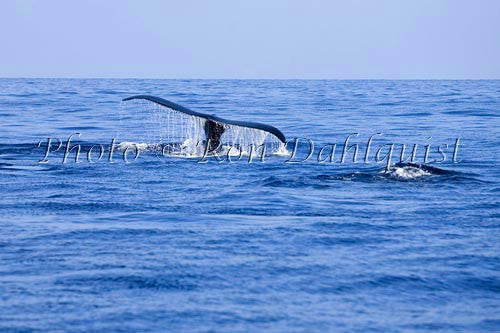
[122,95,286,151]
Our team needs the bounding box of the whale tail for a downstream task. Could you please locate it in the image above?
[122,95,286,152]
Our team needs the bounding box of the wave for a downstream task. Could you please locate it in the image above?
[54,272,199,292]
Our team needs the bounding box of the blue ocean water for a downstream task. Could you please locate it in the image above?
[0,79,499,332]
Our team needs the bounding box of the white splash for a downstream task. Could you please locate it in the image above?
[115,141,149,152]
[385,165,431,179]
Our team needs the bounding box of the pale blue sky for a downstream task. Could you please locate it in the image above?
[1,0,499,79]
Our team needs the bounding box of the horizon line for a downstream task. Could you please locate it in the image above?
[1,76,499,81]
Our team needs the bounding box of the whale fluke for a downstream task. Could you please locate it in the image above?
[122,95,286,150]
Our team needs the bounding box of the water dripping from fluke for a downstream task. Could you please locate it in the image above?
[121,95,287,158]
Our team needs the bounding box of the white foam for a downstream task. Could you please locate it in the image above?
[273,145,290,156]
[385,165,431,179]
[115,141,149,152]
[115,139,289,160]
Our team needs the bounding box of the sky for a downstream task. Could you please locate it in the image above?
[1,0,499,79]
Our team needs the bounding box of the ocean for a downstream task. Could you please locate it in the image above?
[0,79,499,332]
